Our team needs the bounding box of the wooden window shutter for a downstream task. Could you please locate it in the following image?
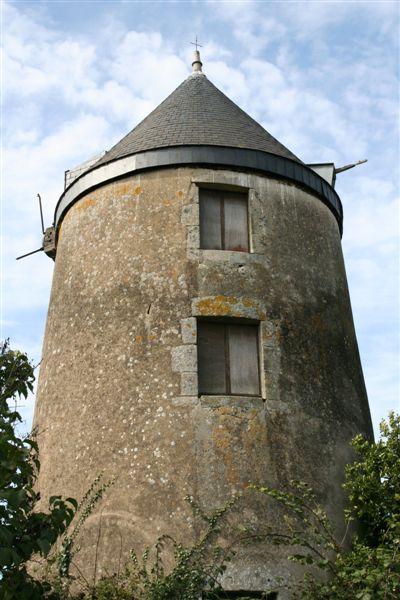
[197,322,260,396]
[198,322,227,394]
[199,191,222,249]
[228,324,260,395]
[224,195,249,252]
[199,189,249,252]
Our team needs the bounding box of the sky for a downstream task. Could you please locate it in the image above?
[2,0,399,437]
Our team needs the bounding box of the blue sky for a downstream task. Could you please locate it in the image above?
[2,0,399,436]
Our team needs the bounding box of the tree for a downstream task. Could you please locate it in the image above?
[344,412,400,546]
[0,341,77,600]
[253,412,400,599]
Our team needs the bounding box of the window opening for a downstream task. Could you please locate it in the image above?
[199,189,249,252]
[197,321,260,396]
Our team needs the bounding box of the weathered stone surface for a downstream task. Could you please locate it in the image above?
[34,166,372,595]
[180,317,197,344]
[192,295,266,320]
[171,344,197,373]
[186,224,200,250]
[181,203,199,226]
[180,372,198,396]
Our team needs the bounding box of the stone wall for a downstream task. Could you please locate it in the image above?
[34,166,372,595]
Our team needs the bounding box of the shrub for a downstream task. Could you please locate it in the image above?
[0,341,78,600]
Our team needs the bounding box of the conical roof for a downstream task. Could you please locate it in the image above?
[96,73,301,167]
[56,61,342,235]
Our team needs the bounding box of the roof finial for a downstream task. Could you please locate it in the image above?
[190,36,203,73]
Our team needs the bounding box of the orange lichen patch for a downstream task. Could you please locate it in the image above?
[148,335,157,341]
[177,191,184,198]
[171,267,180,280]
[246,410,265,440]
[243,411,268,483]
[194,296,266,319]
[213,426,231,450]
[195,296,237,316]
[134,186,142,195]
[162,200,172,206]
[135,335,142,343]
[212,422,239,485]
[75,197,96,212]
[116,182,133,196]
[211,406,253,485]
[242,298,255,308]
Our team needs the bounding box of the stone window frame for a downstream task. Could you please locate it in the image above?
[171,297,278,407]
[173,172,282,409]
[182,174,265,260]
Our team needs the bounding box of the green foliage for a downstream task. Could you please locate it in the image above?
[250,480,339,572]
[344,412,400,546]
[300,535,399,599]
[252,413,400,599]
[49,474,115,599]
[71,495,238,600]
[0,341,78,600]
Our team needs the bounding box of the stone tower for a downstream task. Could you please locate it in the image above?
[34,52,373,596]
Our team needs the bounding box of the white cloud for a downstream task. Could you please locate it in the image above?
[207,0,399,62]
[3,0,399,437]
[5,114,112,219]
[3,2,194,340]
[78,81,153,124]
[4,3,98,102]
[338,170,399,437]
[208,0,286,55]
[209,56,370,162]
[110,31,188,103]
[343,184,398,250]
[3,246,53,312]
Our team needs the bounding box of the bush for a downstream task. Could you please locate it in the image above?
[252,413,400,599]
[0,341,78,600]
[58,496,238,600]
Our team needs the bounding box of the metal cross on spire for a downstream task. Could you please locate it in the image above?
[190,36,203,51]
[190,36,203,73]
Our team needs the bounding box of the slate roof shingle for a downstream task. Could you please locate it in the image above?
[95,73,302,167]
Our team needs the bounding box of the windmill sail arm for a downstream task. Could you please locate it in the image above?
[335,159,367,174]
[16,247,44,260]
